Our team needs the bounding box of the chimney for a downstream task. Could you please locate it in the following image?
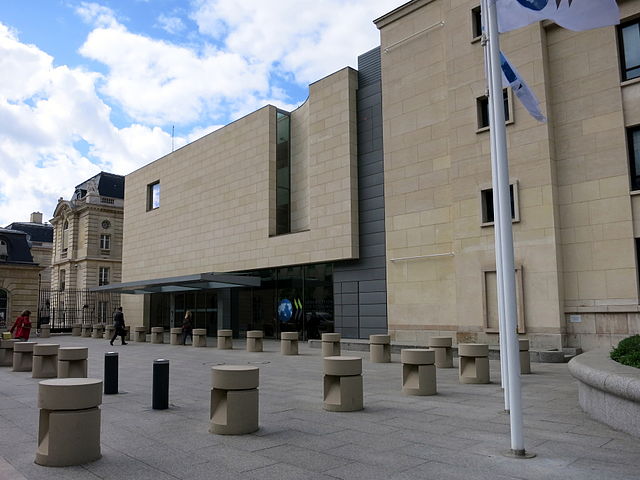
[30,212,43,224]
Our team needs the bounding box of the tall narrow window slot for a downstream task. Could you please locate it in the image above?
[276,110,291,235]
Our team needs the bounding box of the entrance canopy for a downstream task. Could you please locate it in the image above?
[91,272,261,294]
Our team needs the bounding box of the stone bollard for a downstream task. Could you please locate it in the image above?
[13,341,36,372]
[2,332,11,340]
[71,324,82,336]
[217,329,233,350]
[133,326,147,342]
[321,333,341,357]
[192,329,207,347]
[151,327,164,344]
[92,325,104,339]
[57,347,88,378]
[124,326,131,342]
[246,331,263,352]
[369,334,391,363]
[104,325,114,340]
[280,332,298,355]
[40,324,51,338]
[401,349,437,396]
[429,336,454,368]
[32,344,59,379]
[458,343,490,384]
[323,356,363,412]
[210,365,259,435]
[35,378,103,467]
[170,328,182,345]
[519,339,531,374]
[0,339,19,366]
[81,324,92,338]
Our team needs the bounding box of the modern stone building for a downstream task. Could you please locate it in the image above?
[98,0,640,350]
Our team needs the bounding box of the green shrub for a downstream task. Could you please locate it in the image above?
[610,335,640,368]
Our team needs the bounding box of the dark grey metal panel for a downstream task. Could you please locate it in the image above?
[360,220,385,235]
[358,280,387,293]
[358,304,388,316]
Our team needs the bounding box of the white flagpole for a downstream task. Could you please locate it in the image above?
[481,0,509,413]
[486,0,530,457]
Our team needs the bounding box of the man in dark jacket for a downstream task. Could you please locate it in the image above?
[110,307,127,345]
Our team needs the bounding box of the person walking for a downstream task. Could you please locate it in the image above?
[110,307,127,345]
[182,310,193,345]
[10,310,32,340]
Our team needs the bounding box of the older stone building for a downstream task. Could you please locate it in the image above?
[6,212,54,290]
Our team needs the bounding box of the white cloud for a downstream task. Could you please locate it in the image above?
[156,14,186,35]
[75,2,120,29]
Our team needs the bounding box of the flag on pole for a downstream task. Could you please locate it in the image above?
[495,0,620,33]
[500,51,546,123]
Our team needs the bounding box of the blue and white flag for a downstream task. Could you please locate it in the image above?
[495,0,619,33]
[500,52,546,123]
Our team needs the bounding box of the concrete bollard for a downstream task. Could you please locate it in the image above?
[91,325,104,339]
[35,378,102,467]
[57,347,88,378]
[323,356,363,412]
[246,331,263,352]
[321,333,341,357]
[82,324,92,338]
[429,336,454,368]
[13,341,36,372]
[104,325,114,340]
[192,329,207,347]
[369,334,391,363]
[170,328,182,345]
[210,365,259,435]
[32,344,59,379]
[0,339,19,366]
[401,349,436,396]
[519,339,531,374]
[280,332,298,355]
[217,329,233,350]
[151,327,164,344]
[2,332,11,340]
[40,324,51,338]
[71,324,82,336]
[133,326,147,342]
[458,343,490,384]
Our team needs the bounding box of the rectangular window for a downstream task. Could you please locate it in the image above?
[147,181,160,211]
[100,234,111,250]
[481,182,519,225]
[471,6,482,39]
[276,110,291,235]
[629,126,640,191]
[60,269,66,291]
[99,267,110,286]
[619,19,640,81]
[477,89,510,129]
[98,301,108,323]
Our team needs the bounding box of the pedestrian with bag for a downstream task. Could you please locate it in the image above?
[110,306,128,345]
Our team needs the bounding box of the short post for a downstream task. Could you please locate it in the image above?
[519,339,531,374]
[82,324,92,337]
[13,341,36,372]
[192,328,207,347]
[210,365,259,435]
[0,339,19,366]
[369,334,391,363]
[217,329,233,350]
[32,344,59,379]
[151,327,164,344]
[429,336,454,368]
[401,349,436,396]
[458,343,490,384]
[124,326,131,341]
[170,328,182,345]
[104,325,114,340]
[57,347,88,378]
[71,324,82,336]
[104,352,118,395]
[246,330,264,352]
[35,378,102,467]
[280,332,298,355]
[133,326,147,342]
[40,324,51,338]
[323,356,363,412]
[91,324,104,339]
[152,359,169,410]
[321,333,341,357]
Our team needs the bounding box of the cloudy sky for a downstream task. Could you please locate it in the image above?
[0,0,400,226]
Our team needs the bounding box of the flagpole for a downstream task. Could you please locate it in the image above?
[481,0,509,413]
[486,0,532,457]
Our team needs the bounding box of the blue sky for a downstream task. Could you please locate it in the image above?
[0,0,399,226]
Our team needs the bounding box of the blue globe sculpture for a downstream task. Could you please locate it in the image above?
[278,299,293,322]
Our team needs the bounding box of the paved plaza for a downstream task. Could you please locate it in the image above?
[1,335,639,480]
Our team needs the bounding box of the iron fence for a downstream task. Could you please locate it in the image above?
[37,288,121,331]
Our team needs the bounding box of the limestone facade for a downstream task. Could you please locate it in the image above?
[375,0,640,350]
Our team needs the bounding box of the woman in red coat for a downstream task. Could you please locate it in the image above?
[10,310,32,340]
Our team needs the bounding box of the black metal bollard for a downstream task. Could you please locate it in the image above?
[152,359,169,410]
[104,352,119,395]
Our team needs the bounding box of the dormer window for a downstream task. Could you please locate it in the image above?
[0,239,7,261]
